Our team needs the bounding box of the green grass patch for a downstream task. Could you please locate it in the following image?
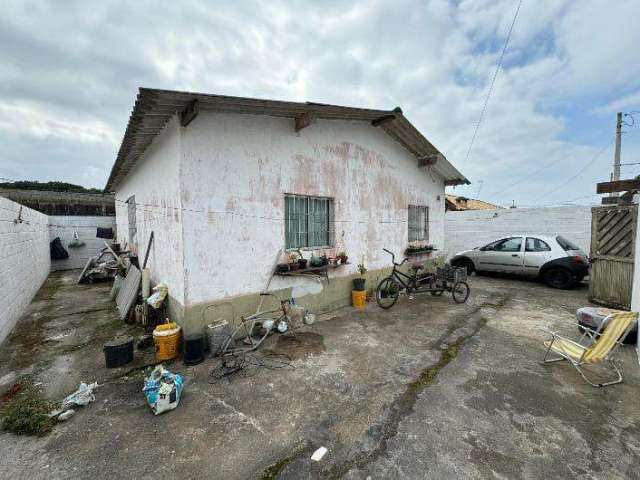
[409,343,460,392]
[1,382,57,436]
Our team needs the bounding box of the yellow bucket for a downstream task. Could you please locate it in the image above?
[153,322,181,361]
[352,290,366,309]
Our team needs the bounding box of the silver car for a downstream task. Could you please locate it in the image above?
[450,235,589,289]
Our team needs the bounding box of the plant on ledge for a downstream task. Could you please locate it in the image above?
[405,244,436,256]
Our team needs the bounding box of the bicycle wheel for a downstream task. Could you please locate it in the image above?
[452,281,470,304]
[376,277,400,309]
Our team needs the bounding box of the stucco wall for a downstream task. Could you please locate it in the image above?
[49,216,117,271]
[444,206,592,257]
[115,116,186,306]
[180,112,446,315]
[0,197,50,344]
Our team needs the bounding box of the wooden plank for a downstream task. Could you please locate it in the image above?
[601,196,620,205]
[596,179,640,194]
[116,265,141,321]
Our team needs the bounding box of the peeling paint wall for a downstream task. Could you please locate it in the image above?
[180,112,446,310]
[114,116,186,307]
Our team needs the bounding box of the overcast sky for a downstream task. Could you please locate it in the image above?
[1,0,639,207]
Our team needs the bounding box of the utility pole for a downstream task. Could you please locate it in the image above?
[611,112,622,197]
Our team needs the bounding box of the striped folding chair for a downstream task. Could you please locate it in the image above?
[542,311,638,387]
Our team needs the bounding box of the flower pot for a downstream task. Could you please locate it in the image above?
[310,256,323,267]
[298,258,308,269]
[352,277,366,291]
[289,262,299,271]
[276,263,290,273]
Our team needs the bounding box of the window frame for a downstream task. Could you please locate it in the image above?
[525,237,551,252]
[284,194,334,250]
[482,237,523,252]
[408,205,429,243]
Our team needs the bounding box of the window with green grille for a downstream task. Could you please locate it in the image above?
[285,195,333,249]
[408,205,428,242]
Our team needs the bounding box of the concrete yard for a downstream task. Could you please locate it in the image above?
[0,271,638,479]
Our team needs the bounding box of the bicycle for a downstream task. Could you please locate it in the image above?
[222,292,303,354]
[375,248,470,309]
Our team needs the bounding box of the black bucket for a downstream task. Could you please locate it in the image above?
[104,336,134,368]
[184,334,205,366]
[352,278,366,291]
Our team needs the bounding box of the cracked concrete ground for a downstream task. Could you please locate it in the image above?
[0,270,638,479]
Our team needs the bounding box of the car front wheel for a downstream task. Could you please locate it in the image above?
[452,258,475,275]
[543,268,575,289]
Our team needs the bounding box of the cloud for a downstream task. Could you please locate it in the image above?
[593,91,640,115]
[0,0,639,201]
[0,101,117,145]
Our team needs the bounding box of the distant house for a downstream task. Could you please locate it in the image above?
[105,88,468,332]
[445,195,500,211]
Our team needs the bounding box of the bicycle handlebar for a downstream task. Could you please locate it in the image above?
[382,248,408,266]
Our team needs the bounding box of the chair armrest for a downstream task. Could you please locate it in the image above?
[539,326,560,337]
[548,334,588,351]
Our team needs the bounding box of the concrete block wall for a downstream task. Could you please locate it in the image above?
[0,197,51,344]
[49,216,117,271]
[444,206,592,257]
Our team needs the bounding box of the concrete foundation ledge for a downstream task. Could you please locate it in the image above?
[174,267,401,335]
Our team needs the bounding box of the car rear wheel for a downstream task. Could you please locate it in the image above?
[543,267,574,289]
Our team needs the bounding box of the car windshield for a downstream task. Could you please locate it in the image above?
[556,236,580,251]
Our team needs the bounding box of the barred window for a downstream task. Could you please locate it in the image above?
[285,195,333,249]
[408,205,428,242]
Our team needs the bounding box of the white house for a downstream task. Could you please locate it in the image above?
[106,88,468,333]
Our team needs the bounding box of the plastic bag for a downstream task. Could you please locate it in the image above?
[61,382,98,409]
[147,283,168,309]
[143,365,183,415]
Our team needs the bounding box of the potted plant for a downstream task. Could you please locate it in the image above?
[337,251,348,264]
[310,255,323,267]
[288,252,299,271]
[353,260,367,291]
[296,249,308,269]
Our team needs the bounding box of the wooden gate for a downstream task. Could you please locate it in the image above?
[589,204,637,309]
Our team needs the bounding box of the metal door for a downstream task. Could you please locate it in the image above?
[589,205,637,309]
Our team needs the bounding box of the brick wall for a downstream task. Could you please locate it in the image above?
[0,197,51,344]
[444,206,592,257]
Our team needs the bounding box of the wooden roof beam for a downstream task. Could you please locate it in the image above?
[180,99,199,127]
[596,179,640,194]
[294,112,316,132]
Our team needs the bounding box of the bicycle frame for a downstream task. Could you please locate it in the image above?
[382,248,434,294]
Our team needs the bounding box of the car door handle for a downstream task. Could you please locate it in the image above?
[511,254,519,257]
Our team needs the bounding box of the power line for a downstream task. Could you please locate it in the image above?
[534,142,612,202]
[463,0,523,166]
